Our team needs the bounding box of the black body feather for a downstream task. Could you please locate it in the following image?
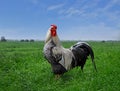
[51,62,67,74]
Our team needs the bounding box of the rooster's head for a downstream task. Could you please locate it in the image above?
[50,24,57,37]
[45,24,57,43]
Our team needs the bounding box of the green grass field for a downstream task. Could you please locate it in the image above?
[0,41,120,91]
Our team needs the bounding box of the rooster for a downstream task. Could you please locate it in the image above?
[43,24,97,77]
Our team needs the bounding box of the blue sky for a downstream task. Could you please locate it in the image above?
[0,0,120,40]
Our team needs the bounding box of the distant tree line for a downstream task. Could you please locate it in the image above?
[0,36,35,42]
[20,39,34,42]
[0,36,7,42]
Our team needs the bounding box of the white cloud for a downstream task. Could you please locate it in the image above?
[103,0,120,11]
[56,0,120,19]
[47,4,64,11]
[57,0,99,17]
[0,24,119,40]
[0,28,44,40]
[59,24,120,40]
[63,8,84,17]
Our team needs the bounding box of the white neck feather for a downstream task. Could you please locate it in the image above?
[52,35,61,47]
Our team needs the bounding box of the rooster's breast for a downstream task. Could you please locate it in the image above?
[43,40,56,63]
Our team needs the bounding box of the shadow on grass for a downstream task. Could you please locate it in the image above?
[56,68,84,81]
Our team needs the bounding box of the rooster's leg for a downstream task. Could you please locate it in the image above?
[55,74,61,79]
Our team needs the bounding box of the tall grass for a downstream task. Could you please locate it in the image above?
[0,41,120,91]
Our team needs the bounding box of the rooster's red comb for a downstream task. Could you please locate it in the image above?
[51,24,57,29]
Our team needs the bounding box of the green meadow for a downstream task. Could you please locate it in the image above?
[0,41,120,91]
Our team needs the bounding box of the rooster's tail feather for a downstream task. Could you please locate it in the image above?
[71,42,97,71]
